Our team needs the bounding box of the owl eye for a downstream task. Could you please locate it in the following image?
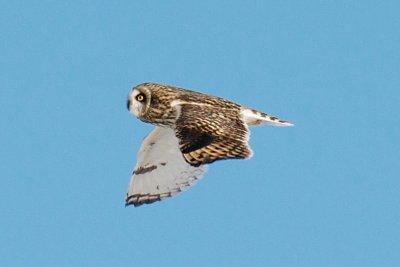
[136,93,146,102]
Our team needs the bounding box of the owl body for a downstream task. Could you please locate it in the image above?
[126,82,293,206]
[128,83,241,127]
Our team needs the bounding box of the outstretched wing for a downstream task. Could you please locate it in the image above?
[126,127,208,207]
[174,103,253,166]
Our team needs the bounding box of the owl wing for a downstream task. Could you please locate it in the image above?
[126,126,208,207]
[174,103,253,166]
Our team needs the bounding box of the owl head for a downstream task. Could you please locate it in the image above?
[127,83,195,127]
[127,84,152,119]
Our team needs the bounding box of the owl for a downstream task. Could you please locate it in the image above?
[126,83,293,207]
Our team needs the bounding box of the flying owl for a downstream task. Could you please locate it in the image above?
[126,83,293,207]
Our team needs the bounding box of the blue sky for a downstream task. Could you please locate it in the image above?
[1,1,399,266]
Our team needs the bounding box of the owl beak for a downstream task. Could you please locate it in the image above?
[127,99,131,110]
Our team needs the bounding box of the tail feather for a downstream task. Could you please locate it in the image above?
[241,108,294,127]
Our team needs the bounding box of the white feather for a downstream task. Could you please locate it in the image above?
[126,127,208,206]
[127,88,142,117]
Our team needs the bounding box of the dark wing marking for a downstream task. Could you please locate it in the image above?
[175,104,253,166]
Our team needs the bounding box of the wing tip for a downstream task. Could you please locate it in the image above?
[125,194,162,207]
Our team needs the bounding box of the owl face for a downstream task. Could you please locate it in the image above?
[127,83,180,126]
[127,87,151,118]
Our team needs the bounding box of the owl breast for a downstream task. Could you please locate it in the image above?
[141,103,178,127]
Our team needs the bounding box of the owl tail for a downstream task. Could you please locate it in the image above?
[241,108,294,127]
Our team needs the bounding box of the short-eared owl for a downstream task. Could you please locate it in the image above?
[126,83,293,206]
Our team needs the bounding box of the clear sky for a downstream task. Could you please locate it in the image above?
[1,1,399,266]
